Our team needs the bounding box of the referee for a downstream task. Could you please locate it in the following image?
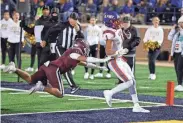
[42,12,84,94]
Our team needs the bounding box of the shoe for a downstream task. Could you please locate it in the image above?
[89,75,94,80]
[151,74,156,80]
[0,64,5,70]
[71,86,80,94]
[29,81,44,95]
[148,74,152,79]
[84,72,89,79]
[175,85,183,92]
[25,67,34,72]
[103,90,112,107]
[132,103,150,113]
[106,73,111,79]
[94,73,103,78]
[71,70,75,75]
[3,62,16,73]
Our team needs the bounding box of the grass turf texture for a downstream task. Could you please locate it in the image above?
[1,90,156,114]
[1,54,182,98]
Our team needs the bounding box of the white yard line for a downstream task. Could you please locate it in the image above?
[1,104,165,117]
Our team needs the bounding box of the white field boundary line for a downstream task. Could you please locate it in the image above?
[1,87,163,105]
[1,104,165,117]
[1,87,183,107]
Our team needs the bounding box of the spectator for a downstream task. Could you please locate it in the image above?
[7,12,24,68]
[155,0,167,21]
[135,0,147,24]
[84,16,101,80]
[168,16,183,91]
[100,0,110,13]
[35,5,50,68]
[35,0,45,20]
[72,0,82,13]
[143,17,164,80]
[45,0,55,9]
[148,0,157,7]
[1,0,16,19]
[108,0,121,14]
[133,0,141,5]
[85,0,97,17]
[121,0,135,16]
[57,0,74,22]
[0,11,14,69]
[169,0,182,23]
[121,15,140,73]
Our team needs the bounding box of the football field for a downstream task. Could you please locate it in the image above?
[1,55,183,122]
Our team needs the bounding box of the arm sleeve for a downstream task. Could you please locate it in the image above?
[43,23,62,42]
[70,53,81,60]
[75,24,84,39]
[129,27,141,49]
[158,28,164,45]
[103,32,115,41]
[143,28,150,42]
[168,29,176,41]
[86,57,106,63]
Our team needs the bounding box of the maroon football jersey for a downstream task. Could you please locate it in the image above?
[50,48,83,74]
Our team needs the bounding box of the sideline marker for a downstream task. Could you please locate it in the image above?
[166,81,174,106]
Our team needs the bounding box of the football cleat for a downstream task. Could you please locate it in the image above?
[103,90,113,107]
[84,72,89,79]
[29,81,44,95]
[106,73,111,79]
[3,62,16,73]
[89,75,94,80]
[94,73,104,78]
[175,85,183,92]
[71,86,80,94]
[132,104,150,113]
[0,64,5,70]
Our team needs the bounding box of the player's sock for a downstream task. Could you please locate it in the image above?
[111,80,133,95]
[129,79,139,104]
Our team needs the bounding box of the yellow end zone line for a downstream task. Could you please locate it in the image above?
[133,120,183,123]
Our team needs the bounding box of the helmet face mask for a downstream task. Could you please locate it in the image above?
[73,39,90,56]
[103,11,121,29]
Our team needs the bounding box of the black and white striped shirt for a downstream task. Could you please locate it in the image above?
[43,21,84,49]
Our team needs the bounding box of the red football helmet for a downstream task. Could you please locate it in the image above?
[73,38,90,56]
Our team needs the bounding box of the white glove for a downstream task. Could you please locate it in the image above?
[103,56,112,62]
[99,66,108,71]
[116,48,129,56]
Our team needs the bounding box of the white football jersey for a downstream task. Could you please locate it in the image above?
[103,26,123,51]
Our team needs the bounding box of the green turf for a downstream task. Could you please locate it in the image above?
[1,90,156,114]
[1,53,182,98]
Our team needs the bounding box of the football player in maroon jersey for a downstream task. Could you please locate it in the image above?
[4,38,111,98]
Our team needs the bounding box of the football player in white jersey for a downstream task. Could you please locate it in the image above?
[103,11,150,113]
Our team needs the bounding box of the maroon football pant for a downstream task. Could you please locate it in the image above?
[31,64,64,95]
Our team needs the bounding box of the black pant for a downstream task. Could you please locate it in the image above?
[40,46,50,67]
[124,56,136,74]
[36,42,42,68]
[8,42,22,68]
[99,45,110,73]
[1,38,8,64]
[118,56,135,84]
[85,44,97,74]
[30,44,36,68]
[148,49,160,74]
[173,53,183,85]
[56,45,77,88]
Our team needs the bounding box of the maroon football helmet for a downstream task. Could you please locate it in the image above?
[73,38,90,56]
